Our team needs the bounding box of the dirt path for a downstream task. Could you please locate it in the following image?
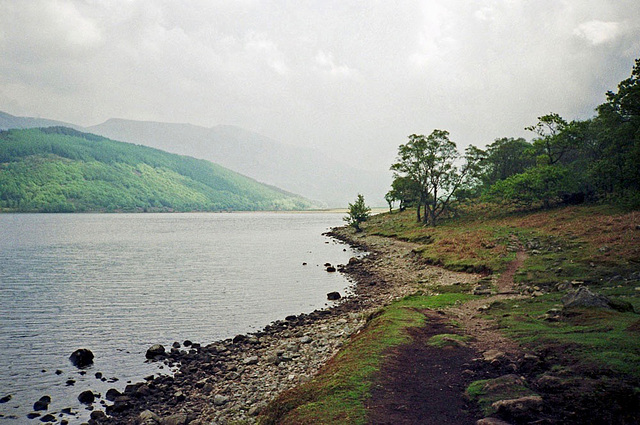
[367,311,479,425]
[335,232,528,424]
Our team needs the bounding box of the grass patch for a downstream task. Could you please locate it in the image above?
[466,375,537,416]
[258,293,475,425]
[427,333,471,348]
[484,295,640,377]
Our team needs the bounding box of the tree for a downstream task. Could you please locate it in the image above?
[486,164,575,209]
[386,175,421,213]
[481,137,534,187]
[390,130,482,226]
[525,113,576,165]
[344,194,371,232]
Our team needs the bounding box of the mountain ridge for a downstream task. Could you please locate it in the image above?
[0,110,389,207]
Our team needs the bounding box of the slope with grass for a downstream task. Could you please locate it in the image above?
[261,204,640,424]
[0,127,317,212]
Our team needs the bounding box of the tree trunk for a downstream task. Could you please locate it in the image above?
[416,203,421,222]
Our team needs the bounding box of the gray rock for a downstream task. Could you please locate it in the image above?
[299,335,312,344]
[213,394,229,406]
[562,286,611,309]
[492,395,543,420]
[145,344,166,359]
[161,413,188,425]
[139,409,161,424]
[243,356,259,365]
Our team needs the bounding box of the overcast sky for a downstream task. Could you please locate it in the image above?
[1,1,639,170]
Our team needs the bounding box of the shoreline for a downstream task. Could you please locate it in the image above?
[92,225,480,424]
[89,227,377,424]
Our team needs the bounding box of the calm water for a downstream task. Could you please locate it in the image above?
[0,212,359,423]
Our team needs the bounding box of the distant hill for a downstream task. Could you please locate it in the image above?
[0,127,317,212]
[0,111,391,207]
[87,119,390,208]
[0,110,78,130]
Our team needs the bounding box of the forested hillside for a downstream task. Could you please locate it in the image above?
[0,127,316,212]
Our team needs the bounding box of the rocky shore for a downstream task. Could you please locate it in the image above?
[85,228,420,425]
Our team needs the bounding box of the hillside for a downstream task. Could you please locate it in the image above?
[0,127,317,213]
[86,119,390,208]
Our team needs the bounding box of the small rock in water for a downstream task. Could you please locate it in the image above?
[40,413,57,422]
[183,340,192,347]
[69,348,94,368]
[0,395,12,403]
[78,390,95,404]
[33,396,51,411]
[95,372,102,379]
[326,266,337,272]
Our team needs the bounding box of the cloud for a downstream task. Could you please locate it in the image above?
[314,51,356,78]
[574,20,623,45]
[0,0,639,172]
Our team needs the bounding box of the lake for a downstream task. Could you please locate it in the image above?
[0,212,359,423]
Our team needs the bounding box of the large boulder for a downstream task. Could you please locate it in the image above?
[145,344,166,359]
[69,348,94,368]
[562,286,611,309]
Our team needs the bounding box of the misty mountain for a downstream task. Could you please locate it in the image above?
[86,119,390,207]
[0,111,79,130]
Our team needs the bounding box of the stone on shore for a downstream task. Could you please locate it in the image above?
[145,344,166,359]
[139,409,161,424]
[327,291,341,300]
[213,394,229,406]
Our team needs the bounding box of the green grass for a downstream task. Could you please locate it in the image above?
[258,293,475,425]
[427,333,471,348]
[484,295,640,377]
[466,375,537,416]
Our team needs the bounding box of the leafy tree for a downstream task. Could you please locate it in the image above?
[385,175,421,213]
[344,194,371,232]
[486,164,575,209]
[390,130,482,226]
[481,137,534,187]
[525,113,576,165]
